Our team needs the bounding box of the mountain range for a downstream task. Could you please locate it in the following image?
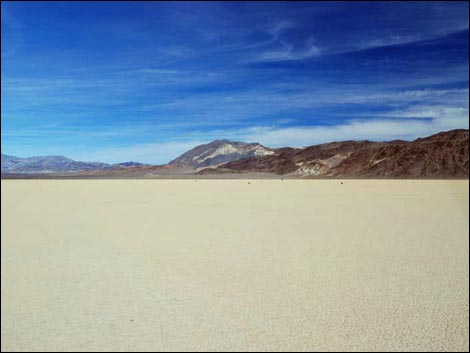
[198,129,469,178]
[1,154,146,174]
[1,129,468,178]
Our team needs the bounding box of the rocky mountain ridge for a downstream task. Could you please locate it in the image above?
[168,139,274,169]
[198,129,469,178]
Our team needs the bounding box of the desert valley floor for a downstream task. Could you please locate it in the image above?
[1,180,469,351]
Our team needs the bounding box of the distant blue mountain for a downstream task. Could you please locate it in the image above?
[1,154,146,173]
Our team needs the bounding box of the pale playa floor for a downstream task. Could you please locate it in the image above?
[1,180,468,352]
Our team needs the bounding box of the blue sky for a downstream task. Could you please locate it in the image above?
[1,1,469,164]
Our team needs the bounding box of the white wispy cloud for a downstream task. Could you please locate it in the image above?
[378,105,469,119]
[254,26,468,62]
[361,34,418,50]
[338,88,469,105]
[255,37,321,62]
[241,105,469,147]
[267,20,296,37]
[248,20,323,62]
[131,87,468,120]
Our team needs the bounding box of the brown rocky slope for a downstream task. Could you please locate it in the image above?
[197,129,469,178]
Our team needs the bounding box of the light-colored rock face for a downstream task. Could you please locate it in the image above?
[169,140,274,169]
[194,143,274,164]
[194,144,240,163]
[293,153,352,177]
[253,147,275,157]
